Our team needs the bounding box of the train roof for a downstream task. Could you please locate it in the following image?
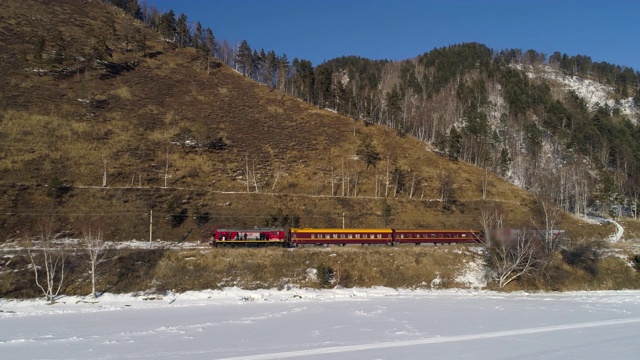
[216,228,284,232]
[394,229,481,232]
[290,228,393,233]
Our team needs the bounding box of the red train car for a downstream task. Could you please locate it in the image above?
[290,228,393,246]
[394,229,482,245]
[212,228,286,247]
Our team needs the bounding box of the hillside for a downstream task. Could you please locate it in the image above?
[4,0,640,299]
[0,0,613,244]
[313,48,640,222]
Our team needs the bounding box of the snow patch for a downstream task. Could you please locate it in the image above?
[455,258,487,289]
[514,64,638,119]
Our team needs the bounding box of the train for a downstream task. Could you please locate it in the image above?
[211,227,482,247]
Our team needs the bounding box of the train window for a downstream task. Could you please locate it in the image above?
[379,234,383,238]
[332,234,337,238]
[340,234,345,238]
[355,234,360,238]
[311,234,315,239]
[348,234,353,238]
[293,234,297,239]
[462,234,466,238]
[439,234,443,238]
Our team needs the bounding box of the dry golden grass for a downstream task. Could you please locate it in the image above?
[110,86,133,100]
[618,218,640,241]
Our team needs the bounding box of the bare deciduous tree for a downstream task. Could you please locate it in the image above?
[481,165,489,200]
[478,208,537,288]
[25,228,66,304]
[245,154,260,193]
[83,229,110,298]
[537,197,563,265]
[440,171,454,208]
[271,163,285,192]
[102,157,108,187]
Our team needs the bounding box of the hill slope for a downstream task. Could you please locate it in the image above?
[0,0,610,242]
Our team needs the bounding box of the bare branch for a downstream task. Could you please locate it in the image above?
[479,208,536,288]
[82,228,110,298]
[25,226,66,304]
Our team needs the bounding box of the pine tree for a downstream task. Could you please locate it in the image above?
[356,135,381,169]
[499,147,511,176]
[193,21,203,50]
[277,53,289,92]
[237,40,252,76]
[176,13,189,48]
[265,50,277,87]
[157,10,176,43]
[447,127,462,161]
[204,28,215,54]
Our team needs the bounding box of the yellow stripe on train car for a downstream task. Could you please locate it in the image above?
[290,228,393,233]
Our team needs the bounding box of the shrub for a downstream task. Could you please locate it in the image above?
[192,207,210,227]
[46,177,73,200]
[166,203,188,229]
[632,255,640,272]
[561,242,603,277]
[316,264,334,288]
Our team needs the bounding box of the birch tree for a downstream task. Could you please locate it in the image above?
[537,197,563,264]
[83,229,110,298]
[25,228,66,304]
[478,208,537,288]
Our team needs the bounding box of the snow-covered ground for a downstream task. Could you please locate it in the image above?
[609,220,625,243]
[2,288,640,359]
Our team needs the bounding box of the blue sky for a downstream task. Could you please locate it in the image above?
[148,0,640,70]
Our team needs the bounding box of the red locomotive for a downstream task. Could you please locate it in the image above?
[212,228,287,247]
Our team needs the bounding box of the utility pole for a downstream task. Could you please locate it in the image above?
[149,209,153,242]
[164,147,169,188]
[342,212,345,229]
[102,157,107,187]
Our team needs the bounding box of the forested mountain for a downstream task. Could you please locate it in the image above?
[0,0,632,243]
[318,46,640,218]
[199,29,640,218]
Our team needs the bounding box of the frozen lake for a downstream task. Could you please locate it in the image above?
[1,288,640,359]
